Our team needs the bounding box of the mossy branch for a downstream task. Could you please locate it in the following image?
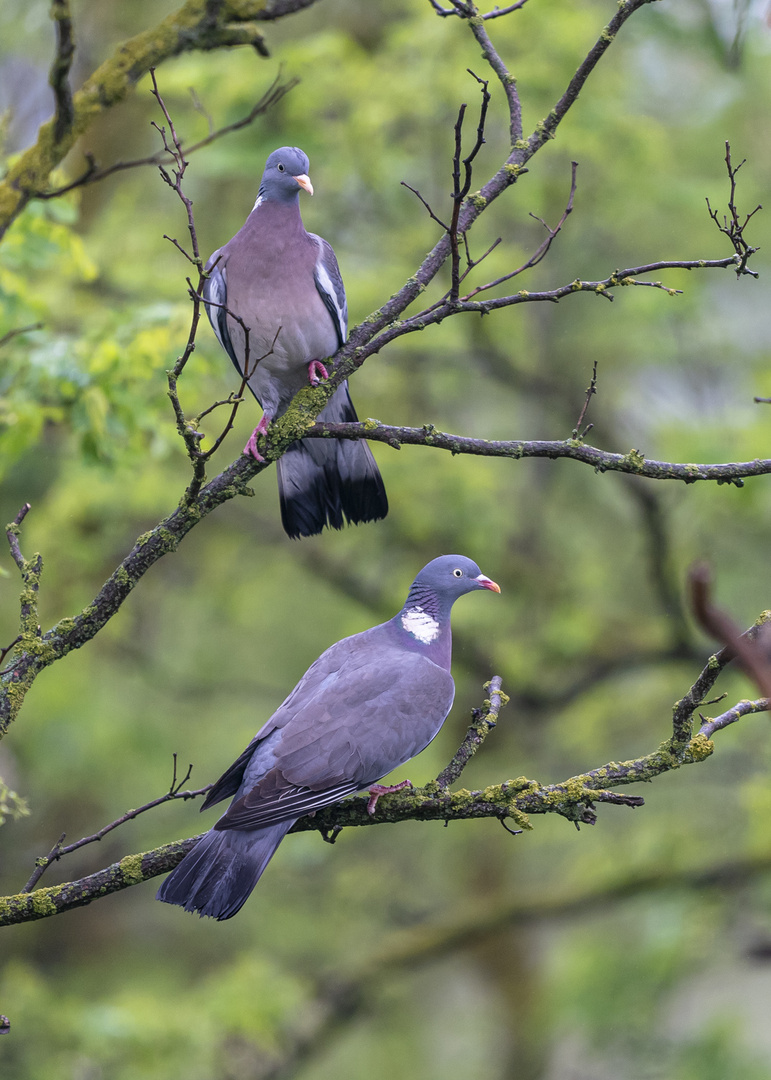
[0,450,266,735]
[304,419,771,486]
[2,652,768,926]
[0,0,319,239]
[1,0,759,731]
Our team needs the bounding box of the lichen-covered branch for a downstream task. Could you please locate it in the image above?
[0,448,268,734]
[0,0,317,239]
[304,419,771,487]
[435,676,508,788]
[0,0,761,738]
[2,638,766,926]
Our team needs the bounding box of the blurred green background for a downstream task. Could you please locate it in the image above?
[1,1,771,1077]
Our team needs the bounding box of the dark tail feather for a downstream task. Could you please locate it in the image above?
[277,381,388,539]
[156,820,294,920]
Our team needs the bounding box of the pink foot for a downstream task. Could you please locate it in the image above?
[307,360,329,386]
[243,413,272,461]
[367,779,412,816]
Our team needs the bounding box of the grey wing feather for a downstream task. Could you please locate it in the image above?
[216,643,454,832]
[200,737,261,811]
[200,636,367,814]
[311,234,347,349]
[202,628,454,834]
[202,252,242,377]
[215,778,361,831]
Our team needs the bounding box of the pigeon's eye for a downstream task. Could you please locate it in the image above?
[452,568,463,578]
[277,163,285,172]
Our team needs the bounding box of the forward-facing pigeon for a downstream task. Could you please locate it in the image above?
[202,146,387,539]
[157,555,500,920]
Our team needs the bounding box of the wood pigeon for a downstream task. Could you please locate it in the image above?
[202,145,388,539]
[157,555,500,920]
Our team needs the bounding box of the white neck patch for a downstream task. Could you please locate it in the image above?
[401,606,440,645]
[252,193,265,211]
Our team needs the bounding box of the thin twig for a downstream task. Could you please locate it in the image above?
[400,182,450,231]
[0,637,22,668]
[688,562,771,698]
[436,675,508,788]
[705,142,761,278]
[0,323,43,349]
[5,503,31,572]
[38,75,299,199]
[698,697,770,739]
[430,0,531,18]
[21,755,211,891]
[149,68,201,267]
[461,161,578,301]
[572,359,598,438]
[449,71,490,301]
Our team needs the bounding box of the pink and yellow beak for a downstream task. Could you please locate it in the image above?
[476,574,501,593]
[295,173,314,196]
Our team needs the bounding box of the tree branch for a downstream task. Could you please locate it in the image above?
[3,624,768,927]
[435,676,507,788]
[1,0,759,744]
[20,756,211,892]
[37,74,298,200]
[706,142,761,278]
[304,419,771,486]
[0,0,315,238]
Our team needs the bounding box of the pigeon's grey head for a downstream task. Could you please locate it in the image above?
[407,555,500,610]
[258,146,313,202]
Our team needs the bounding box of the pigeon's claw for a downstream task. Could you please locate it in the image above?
[307,360,329,386]
[366,779,413,816]
[243,413,272,461]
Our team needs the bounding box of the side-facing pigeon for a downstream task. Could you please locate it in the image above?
[202,145,387,539]
[157,555,500,920]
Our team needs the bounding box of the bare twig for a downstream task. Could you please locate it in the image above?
[706,142,761,278]
[0,323,43,349]
[39,75,298,199]
[326,254,739,398]
[400,182,450,231]
[688,562,771,698]
[0,637,22,669]
[429,1,531,23]
[461,161,578,301]
[150,68,201,268]
[699,697,770,739]
[449,71,491,301]
[5,503,31,572]
[306,419,771,488]
[572,359,598,438]
[149,76,261,498]
[21,755,211,892]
